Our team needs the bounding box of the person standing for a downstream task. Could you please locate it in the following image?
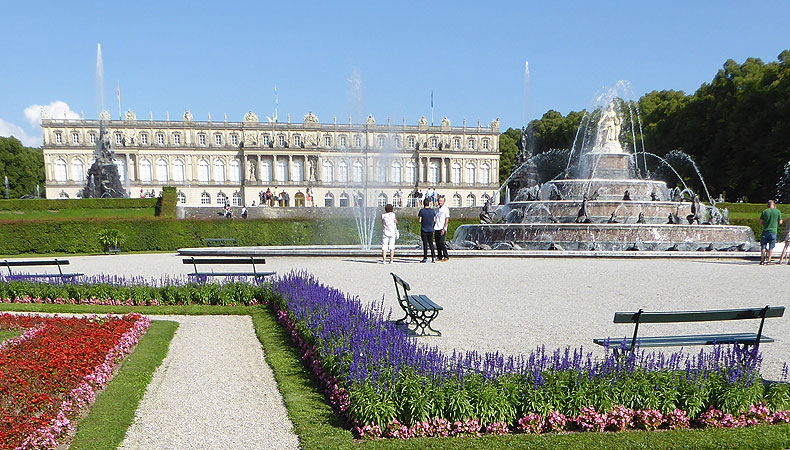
[779,218,790,264]
[381,204,398,264]
[759,199,783,265]
[434,195,450,261]
[418,198,436,263]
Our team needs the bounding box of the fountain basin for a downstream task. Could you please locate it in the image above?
[503,200,693,224]
[548,179,670,201]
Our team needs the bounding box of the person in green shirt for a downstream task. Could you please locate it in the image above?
[759,199,783,265]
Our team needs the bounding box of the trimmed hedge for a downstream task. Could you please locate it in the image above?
[0,198,157,211]
[155,187,177,219]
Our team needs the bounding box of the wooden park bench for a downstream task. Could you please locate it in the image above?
[593,306,785,354]
[203,238,238,247]
[182,257,275,282]
[391,272,443,336]
[2,259,83,283]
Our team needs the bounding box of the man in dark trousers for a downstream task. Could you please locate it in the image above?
[418,198,436,263]
[434,195,450,261]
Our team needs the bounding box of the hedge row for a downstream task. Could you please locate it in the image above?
[718,202,790,214]
[0,198,158,211]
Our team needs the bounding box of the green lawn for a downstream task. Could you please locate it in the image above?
[0,329,22,343]
[0,207,156,220]
[3,303,790,449]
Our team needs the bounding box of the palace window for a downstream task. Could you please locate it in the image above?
[262,135,270,146]
[340,136,347,148]
[325,136,332,147]
[215,134,222,146]
[231,134,238,146]
[71,159,84,182]
[378,136,385,148]
[278,135,286,147]
[353,161,364,183]
[293,160,304,183]
[177,191,186,204]
[480,163,491,185]
[115,133,123,145]
[114,159,126,181]
[391,161,402,184]
[201,192,211,204]
[323,161,334,183]
[276,160,288,183]
[55,132,62,144]
[157,133,165,145]
[173,134,181,145]
[230,159,241,183]
[406,162,416,184]
[482,139,490,150]
[156,158,168,182]
[232,191,242,206]
[428,162,439,184]
[140,159,153,183]
[466,163,476,184]
[454,138,460,149]
[72,132,79,144]
[466,194,476,207]
[468,138,475,150]
[173,159,185,183]
[217,192,227,205]
[431,138,438,149]
[377,193,388,207]
[293,135,302,147]
[324,192,334,207]
[394,137,401,148]
[451,163,461,185]
[260,160,272,183]
[452,194,462,207]
[355,136,362,147]
[408,137,415,149]
[59,192,69,199]
[376,162,386,183]
[198,134,206,145]
[140,133,148,145]
[89,133,96,144]
[214,159,226,183]
[198,159,209,183]
[338,160,349,183]
[339,193,350,207]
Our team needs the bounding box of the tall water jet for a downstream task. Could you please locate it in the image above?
[522,61,530,125]
[96,43,104,115]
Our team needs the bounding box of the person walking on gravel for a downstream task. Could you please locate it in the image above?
[760,199,783,265]
[434,195,450,261]
[418,198,436,263]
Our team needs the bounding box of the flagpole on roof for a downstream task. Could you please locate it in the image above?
[430,90,434,126]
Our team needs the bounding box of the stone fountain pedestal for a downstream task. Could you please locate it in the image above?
[579,152,632,179]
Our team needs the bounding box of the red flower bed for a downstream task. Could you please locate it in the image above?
[0,313,150,449]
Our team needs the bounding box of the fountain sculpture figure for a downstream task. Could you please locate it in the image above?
[81,122,127,198]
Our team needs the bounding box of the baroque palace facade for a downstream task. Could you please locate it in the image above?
[41,110,501,208]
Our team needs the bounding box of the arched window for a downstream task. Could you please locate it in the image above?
[391,161,402,184]
[324,192,334,207]
[71,158,84,182]
[452,193,462,207]
[482,193,491,205]
[339,193,350,207]
[454,138,461,150]
[323,161,334,183]
[468,138,475,150]
[451,163,461,185]
[466,163,476,184]
[481,163,491,185]
[229,159,241,183]
[377,193,388,207]
[214,159,226,183]
[55,158,68,182]
[177,191,186,204]
[260,160,272,183]
[354,191,364,206]
[200,192,211,204]
[482,139,490,150]
[466,193,476,207]
[376,162,386,183]
[406,162,416,184]
[293,160,304,183]
[353,161,363,183]
[428,162,439,184]
[217,192,227,205]
[140,159,153,183]
[232,191,242,206]
[277,160,288,182]
[173,159,185,183]
[156,158,168,182]
[338,160,349,183]
[58,191,69,199]
[114,159,126,182]
[198,159,210,183]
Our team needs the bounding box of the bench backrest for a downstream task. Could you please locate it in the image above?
[182,257,266,274]
[391,272,410,303]
[3,259,69,276]
[614,307,785,324]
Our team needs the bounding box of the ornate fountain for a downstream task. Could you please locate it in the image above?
[81,122,127,198]
[454,97,757,252]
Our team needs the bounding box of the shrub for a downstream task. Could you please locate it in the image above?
[0,198,156,211]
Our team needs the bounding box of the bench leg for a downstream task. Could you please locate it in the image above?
[412,309,441,337]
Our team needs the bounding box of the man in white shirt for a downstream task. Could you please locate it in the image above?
[434,195,450,261]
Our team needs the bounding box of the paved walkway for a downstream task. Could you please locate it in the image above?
[119,315,298,450]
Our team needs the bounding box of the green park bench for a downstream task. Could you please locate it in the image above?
[391,272,443,336]
[182,257,275,282]
[594,306,785,354]
[203,238,238,247]
[2,259,83,283]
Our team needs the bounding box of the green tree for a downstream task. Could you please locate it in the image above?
[498,128,520,184]
[0,136,45,198]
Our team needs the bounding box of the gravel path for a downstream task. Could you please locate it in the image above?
[119,315,298,450]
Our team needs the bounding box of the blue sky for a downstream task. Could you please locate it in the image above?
[1,1,788,146]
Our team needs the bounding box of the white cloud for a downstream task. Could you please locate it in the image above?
[24,100,80,127]
[0,118,41,147]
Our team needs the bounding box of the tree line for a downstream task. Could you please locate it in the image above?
[0,136,44,198]
[500,50,790,202]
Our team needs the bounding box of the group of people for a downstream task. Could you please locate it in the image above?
[258,187,290,207]
[407,187,440,208]
[380,195,450,264]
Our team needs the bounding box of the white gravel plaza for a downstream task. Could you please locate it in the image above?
[119,315,299,450]
[59,252,790,381]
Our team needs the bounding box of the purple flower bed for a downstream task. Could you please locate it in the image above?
[271,271,790,439]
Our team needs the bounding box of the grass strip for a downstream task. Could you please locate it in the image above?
[0,304,254,315]
[0,329,22,343]
[69,319,179,450]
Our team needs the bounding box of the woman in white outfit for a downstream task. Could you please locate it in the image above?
[381,203,398,264]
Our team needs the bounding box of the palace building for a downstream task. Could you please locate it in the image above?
[40,110,501,208]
